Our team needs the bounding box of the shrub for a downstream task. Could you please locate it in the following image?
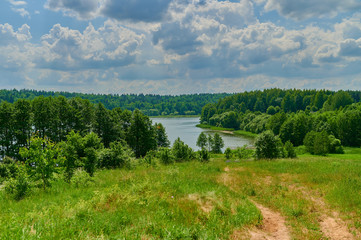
[236,145,253,159]
[255,130,280,159]
[159,148,174,165]
[329,135,344,154]
[70,169,94,188]
[172,138,194,162]
[198,148,210,162]
[4,166,31,200]
[99,141,134,169]
[284,141,297,158]
[211,133,224,153]
[224,148,232,159]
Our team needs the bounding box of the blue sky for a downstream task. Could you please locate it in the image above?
[1,0,361,94]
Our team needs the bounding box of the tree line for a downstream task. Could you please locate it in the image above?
[0,89,230,116]
[201,89,361,154]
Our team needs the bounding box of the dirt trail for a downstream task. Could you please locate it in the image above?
[221,167,291,240]
[288,183,358,240]
[247,201,291,240]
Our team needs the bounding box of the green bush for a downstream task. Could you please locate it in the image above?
[236,145,253,159]
[225,148,232,159]
[4,166,31,200]
[159,148,174,165]
[198,148,210,162]
[255,130,280,159]
[70,169,94,188]
[99,141,134,169]
[172,138,194,162]
[284,141,297,158]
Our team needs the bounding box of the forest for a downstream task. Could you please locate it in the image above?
[0,89,230,116]
[201,88,361,154]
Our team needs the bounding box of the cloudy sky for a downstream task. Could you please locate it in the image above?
[1,0,361,94]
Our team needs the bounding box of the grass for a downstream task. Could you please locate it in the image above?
[1,149,361,239]
[197,124,258,139]
[0,161,260,239]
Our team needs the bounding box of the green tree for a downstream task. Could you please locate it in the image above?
[225,148,232,159]
[13,99,32,159]
[196,132,207,149]
[95,102,118,148]
[211,133,224,153]
[255,130,280,159]
[172,137,194,162]
[0,101,14,158]
[19,136,59,190]
[127,109,157,157]
[155,123,170,148]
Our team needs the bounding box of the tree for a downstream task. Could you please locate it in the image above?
[255,130,281,159]
[225,148,232,159]
[211,133,224,153]
[19,136,59,190]
[99,140,134,169]
[95,102,118,148]
[127,109,156,157]
[155,123,170,148]
[13,99,32,159]
[0,101,14,158]
[196,132,207,149]
[172,137,194,162]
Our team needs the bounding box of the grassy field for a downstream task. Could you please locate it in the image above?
[1,150,361,239]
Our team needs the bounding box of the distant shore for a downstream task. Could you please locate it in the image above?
[196,124,258,138]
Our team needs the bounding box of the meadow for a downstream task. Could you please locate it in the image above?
[1,148,361,239]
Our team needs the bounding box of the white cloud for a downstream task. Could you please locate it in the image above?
[36,21,145,70]
[7,0,27,6]
[45,0,99,19]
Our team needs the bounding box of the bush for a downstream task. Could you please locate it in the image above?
[198,148,210,162]
[224,148,232,159]
[329,135,344,154]
[304,131,342,155]
[70,169,94,188]
[158,148,174,165]
[284,141,297,158]
[172,138,194,162]
[255,130,280,159]
[99,141,134,169]
[236,145,253,159]
[4,166,31,200]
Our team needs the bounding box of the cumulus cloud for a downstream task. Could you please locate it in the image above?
[36,21,145,70]
[0,23,31,45]
[263,0,361,20]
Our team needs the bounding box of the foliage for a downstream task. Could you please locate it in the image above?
[211,133,224,153]
[155,123,170,148]
[99,141,134,169]
[255,131,281,159]
[224,148,232,159]
[70,169,94,188]
[172,138,194,162]
[19,136,59,189]
[236,145,254,160]
[284,141,297,158]
[196,132,207,149]
[4,165,32,200]
[198,148,210,162]
[304,131,332,156]
[158,147,174,165]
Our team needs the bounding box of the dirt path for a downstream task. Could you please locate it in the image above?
[221,167,291,240]
[288,183,358,240]
[247,201,291,240]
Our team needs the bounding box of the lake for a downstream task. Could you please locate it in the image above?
[151,117,254,151]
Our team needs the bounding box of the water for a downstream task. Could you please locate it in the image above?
[151,117,254,151]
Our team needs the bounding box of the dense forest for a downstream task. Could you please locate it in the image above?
[201,88,361,150]
[0,89,230,116]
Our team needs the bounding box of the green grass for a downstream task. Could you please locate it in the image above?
[2,149,361,239]
[0,161,260,239]
[233,130,258,138]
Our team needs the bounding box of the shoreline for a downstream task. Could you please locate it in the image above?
[196,124,258,138]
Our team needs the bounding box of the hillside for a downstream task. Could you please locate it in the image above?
[1,150,361,239]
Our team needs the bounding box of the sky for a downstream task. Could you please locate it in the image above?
[1,0,361,95]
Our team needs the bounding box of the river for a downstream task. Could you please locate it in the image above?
[151,117,254,151]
